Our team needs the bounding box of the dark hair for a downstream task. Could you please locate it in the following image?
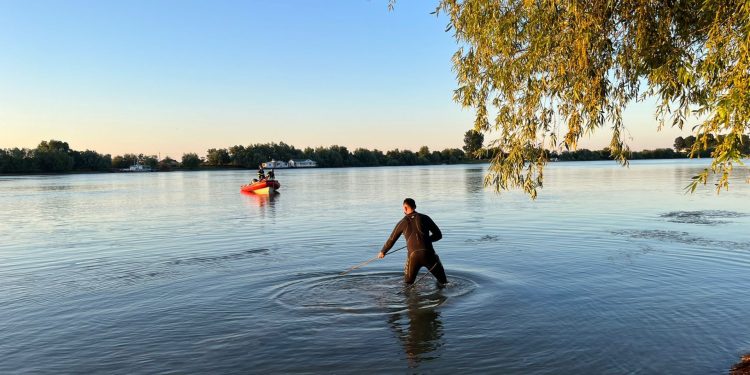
[403,198,416,209]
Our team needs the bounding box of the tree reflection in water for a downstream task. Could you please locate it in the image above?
[388,288,447,368]
[464,167,485,194]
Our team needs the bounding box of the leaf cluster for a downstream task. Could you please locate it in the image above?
[434,0,749,196]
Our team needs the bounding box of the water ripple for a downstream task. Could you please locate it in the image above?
[465,234,501,243]
[165,248,270,266]
[659,210,749,225]
[611,229,750,251]
[270,272,478,315]
[3,247,272,305]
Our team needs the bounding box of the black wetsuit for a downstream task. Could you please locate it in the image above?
[381,212,448,284]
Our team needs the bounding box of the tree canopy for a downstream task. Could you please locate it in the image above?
[463,129,485,157]
[0,140,111,173]
[426,0,749,197]
[181,153,203,170]
[1,140,475,174]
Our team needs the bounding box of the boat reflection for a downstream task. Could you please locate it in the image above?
[241,190,280,208]
[388,288,446,368]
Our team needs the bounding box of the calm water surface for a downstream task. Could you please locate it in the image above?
[2,160,750,374]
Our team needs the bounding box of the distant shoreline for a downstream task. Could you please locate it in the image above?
[0,158,726,177]
[7,138,717,175]
[0,161,487,176]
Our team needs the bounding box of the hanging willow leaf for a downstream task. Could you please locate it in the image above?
[393,0,750,198]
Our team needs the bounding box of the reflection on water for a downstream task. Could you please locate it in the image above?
[241,191,279,207]
[388,289,446,367]
[463,167,484,194]
[241,191,280,219]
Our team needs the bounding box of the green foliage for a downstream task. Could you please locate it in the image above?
[181,153,203,170]
[205,148,231,166]
[227,142,303,168]
[223,142,470,168]
[33,140,74,172]
[112,154,138,169]
[158,156,178,171]
[440,148,466,164]
[674,134,750,158]
[429,0,750,197]
[0,148,34,173]
[72,150,112,171]
[551,147,684,161]
[36,140,70,153]
[0,140,110,173]
[1,140,475,174]
[674,137,687,152]
[353,148,382,167]
[142,155,159,169]
[463,129,484,157]
[111,153,157,169]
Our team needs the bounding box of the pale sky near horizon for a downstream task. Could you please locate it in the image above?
[1,1,690,158]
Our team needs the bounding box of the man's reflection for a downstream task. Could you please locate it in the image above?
[388,289,446,367]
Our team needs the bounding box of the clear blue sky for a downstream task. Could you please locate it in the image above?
[0,0,686,158]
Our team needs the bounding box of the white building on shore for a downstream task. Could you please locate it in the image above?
[121,163,153,172]
[263,160,289,169]
[262,159,318,169]
[289,159,317,168]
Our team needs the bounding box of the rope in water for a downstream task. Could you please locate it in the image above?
[340,245,407,275]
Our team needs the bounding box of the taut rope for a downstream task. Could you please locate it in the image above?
[340,245,406,276]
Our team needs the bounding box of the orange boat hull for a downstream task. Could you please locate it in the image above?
[241,179,281,194]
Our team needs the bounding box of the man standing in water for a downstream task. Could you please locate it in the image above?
[378,198,448,285]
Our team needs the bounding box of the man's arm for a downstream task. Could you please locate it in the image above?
[379,219,405,257]
[425,215,442,242]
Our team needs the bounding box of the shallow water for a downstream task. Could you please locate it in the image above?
[1,160,750,374]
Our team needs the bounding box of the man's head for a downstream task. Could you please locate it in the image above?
[403,198,416,214]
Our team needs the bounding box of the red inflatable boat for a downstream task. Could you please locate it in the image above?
[240,179,280,194]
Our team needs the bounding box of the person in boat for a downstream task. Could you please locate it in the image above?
[267,169,275,180]
[257,164,266,181]
[378,198,448,285]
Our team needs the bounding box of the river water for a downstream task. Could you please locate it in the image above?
[1,160,750,374]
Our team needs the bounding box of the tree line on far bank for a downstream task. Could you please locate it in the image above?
[549,147,684,161]
[0,140,112,173]
[3,133,744,174]
[549,134,750,162]
[0,139,473,174]
[207,143,470,169]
